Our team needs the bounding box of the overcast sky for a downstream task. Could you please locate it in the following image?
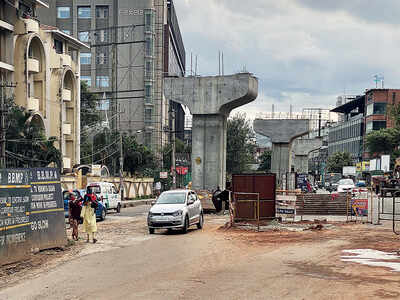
[174,0,400,119]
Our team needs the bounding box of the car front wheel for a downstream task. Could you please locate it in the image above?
[100,208,106,221]
[149,228,155,234]
[197,213,204,229]
[182,216,189,234]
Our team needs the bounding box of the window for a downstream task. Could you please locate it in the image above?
[62,29,71,35]
[96,76,109,88]
[96,6,109,19]
[80,53,91,65]
[57,7,70,19]
[145,84,152,102]
[145,61,152,79]
[96,29,108,43]
[78,31,89,42]
[145,11,153,32]
[54,39,63,54]
[145,38,153,56]
[78,6,91,19]
[145,132,152,146]
[96,52,108,65]
[81,76,91,87]
[145,108,152,123]
[366,102,387,116]
[366,121,386,133]
[96,99,110,111]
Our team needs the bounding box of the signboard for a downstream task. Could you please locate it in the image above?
[0,169,31,265]
[29,168,65,250]
[0,168,66,266]
[343,166,356,176]
[91,164,102,177]
[296,173,308,189]
[381,155,390,172]
[351,189,368,216]
[362,161,370,171]
[370,159,377,171]
[176,166,188,175]
[159,171,168,179]
[356,162,362,172]
[276,194,296,220]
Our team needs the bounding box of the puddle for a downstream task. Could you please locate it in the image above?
[341,249,400,272]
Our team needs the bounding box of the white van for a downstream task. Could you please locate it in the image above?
[87,182,122,213]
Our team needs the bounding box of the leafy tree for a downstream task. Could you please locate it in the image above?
[326,152,353,173]
[365,128,400,157]
[258,150,272,171]
[80,81,101,128]
[226,113,256,175]
[5,98,61,168]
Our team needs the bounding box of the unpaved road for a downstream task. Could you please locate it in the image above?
[1,206,400,300]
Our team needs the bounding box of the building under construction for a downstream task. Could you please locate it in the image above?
[38,0,186,155]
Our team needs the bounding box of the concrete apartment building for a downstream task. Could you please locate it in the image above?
[1,0,88,170]
[38,0,186,154]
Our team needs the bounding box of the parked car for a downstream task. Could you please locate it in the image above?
[147,190,203,234]
[337,178,355,193]
[87,182,122,213]
[63,190,107,221]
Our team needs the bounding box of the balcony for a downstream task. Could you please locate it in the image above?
[61,54,71,67]
[62,89,71,101]
[63,157,71,169]
[0,61,14,72]
[28,58,39,73]
[63,123,72,135]
[28,97,39,111]
[24,19,39,33]
[0,19,14,32]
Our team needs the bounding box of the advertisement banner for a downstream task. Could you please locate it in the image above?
[381,155,390,172]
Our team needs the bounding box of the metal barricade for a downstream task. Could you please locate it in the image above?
[233,192,260,231]
[377,188,400,234]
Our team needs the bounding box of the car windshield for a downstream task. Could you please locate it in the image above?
[88,186,101,194]
[156,192,186,204]
[338,179,353,185]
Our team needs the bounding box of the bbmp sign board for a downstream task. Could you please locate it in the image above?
[0,168,66,265]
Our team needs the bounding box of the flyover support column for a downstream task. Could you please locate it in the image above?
[192,114,227,190]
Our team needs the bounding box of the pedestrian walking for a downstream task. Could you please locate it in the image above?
[81,187,98,243]
[68,192,81,241]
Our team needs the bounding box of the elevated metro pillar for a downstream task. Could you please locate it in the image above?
[164,73,258,190]
[254,119,309,181]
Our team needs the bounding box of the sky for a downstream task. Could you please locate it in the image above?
[174,0,400,119]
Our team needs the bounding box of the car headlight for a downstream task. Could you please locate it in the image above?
[173,210,183,217]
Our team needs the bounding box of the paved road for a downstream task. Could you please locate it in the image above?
[108,204,151,218]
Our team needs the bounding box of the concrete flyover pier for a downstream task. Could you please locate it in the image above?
[253,119,309,181]
[164,73,258,190]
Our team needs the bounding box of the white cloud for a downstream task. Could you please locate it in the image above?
[174,0,400,118]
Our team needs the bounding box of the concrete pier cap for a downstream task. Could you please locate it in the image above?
[253,119,309,181]
[164,73,258,190]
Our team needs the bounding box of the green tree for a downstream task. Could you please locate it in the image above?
[326,152,353,173]
[5,98,61,168]
[226,113,256,175]
[258,150,272,171]
[365,128,400,157]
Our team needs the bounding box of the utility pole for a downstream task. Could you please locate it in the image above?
[119,131,124,201]
[171,110,176,189]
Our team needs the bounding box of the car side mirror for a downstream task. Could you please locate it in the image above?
[151,200,156,206]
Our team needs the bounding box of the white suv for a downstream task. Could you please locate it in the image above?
[147,190,203,234]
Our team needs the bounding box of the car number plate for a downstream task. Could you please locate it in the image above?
[153,216,171,221]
